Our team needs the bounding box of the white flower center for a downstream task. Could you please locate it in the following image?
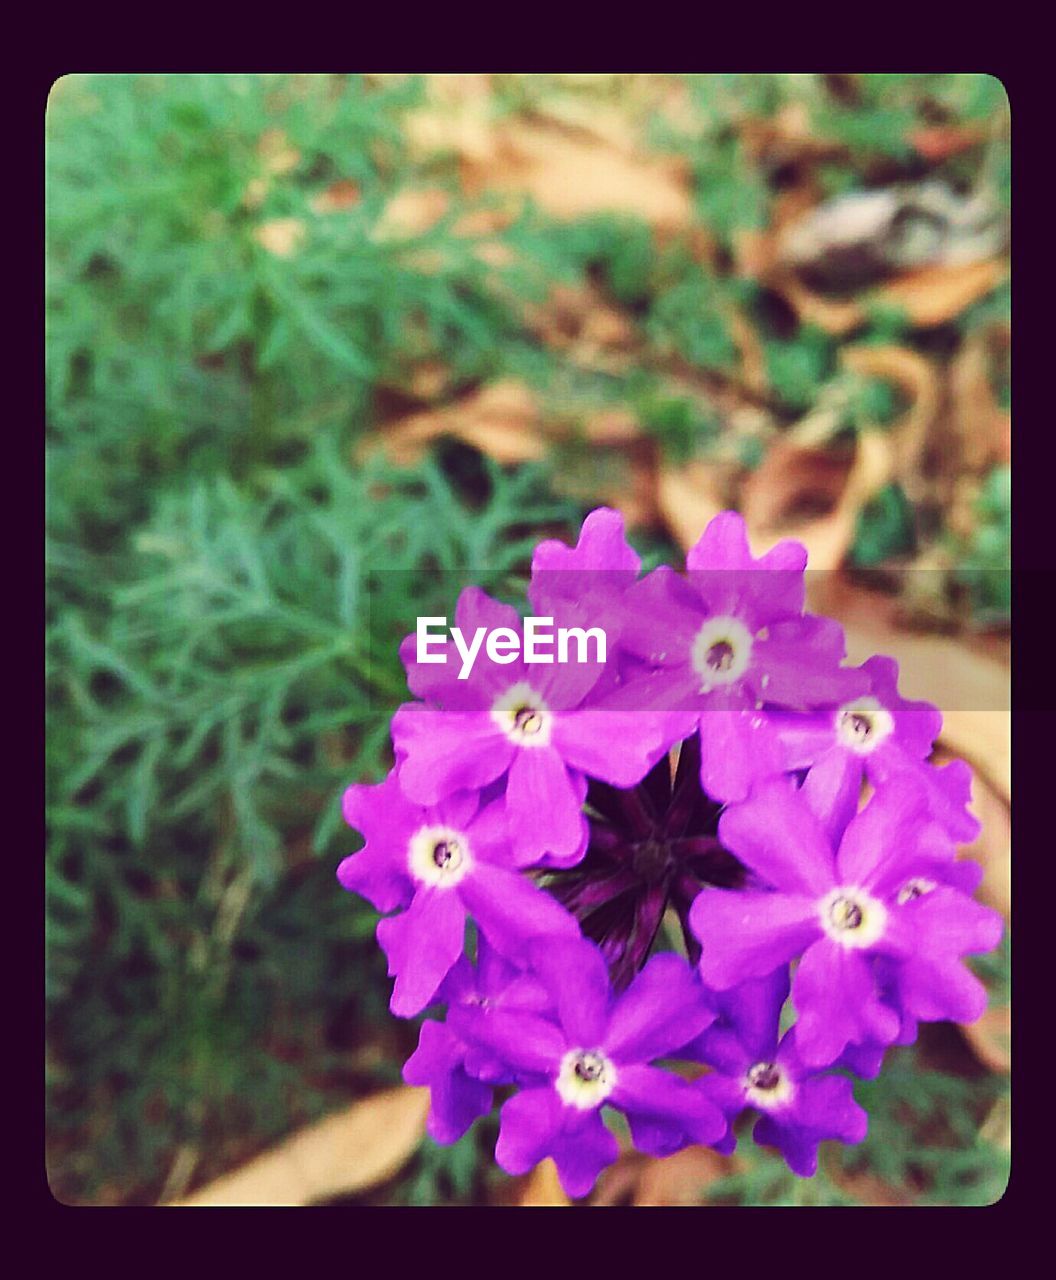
[690,616,753,692]
[819,886,887,949]
[744,1061,794,1109]
[556,1048,617,1110]
[408,824,473,888]
[897,876,937,905]
[491,681,553,747]
[835,697,894,755]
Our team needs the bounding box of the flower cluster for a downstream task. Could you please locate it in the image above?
[337,508,1002,1197]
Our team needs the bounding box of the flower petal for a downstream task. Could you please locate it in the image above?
[459,862,580,959]
[377,887,466,1018]
[718,777,835,896]
[835,774,932,893]
[793,938,899,1067]
[526,935,613,1047]
[612,1064,728,1148]
[392,702,514,804]
[447,1006,566,1077]
[549,1108,621,1199]
[552,708,688,788]
[495,1087,565,1175]
[605,951,716,1063]
[506,747,588,864]
[697,708,788,803]
[402,1020,493,1145]
[691,889,821,990]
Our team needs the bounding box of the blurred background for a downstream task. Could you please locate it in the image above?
[45,73,1010,1207]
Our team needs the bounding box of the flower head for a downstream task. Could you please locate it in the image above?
[449,935,726,1197]
[402,938,551,1143]
[769,654,981,842]
[547,732,747,990]
[685,969,868,1177]
[394,586,690,865]
[338,767,578,1016]
[690,772,1002,1066]
[613,512,869,802]
[334,506,1004,1189]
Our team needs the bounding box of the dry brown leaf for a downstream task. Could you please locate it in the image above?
[946,332,1011,476]
[590,1153,651,1206]
[580,408,640,446]
[524,282,638,357]
[406,361,453,402]
[452,204,519,237]
[368,379,544,467]
[519,1159,572,1206]
[877,260,1007,328]
[776,260,1007,335]
[373,188,451,241]
[961,1005,1011,1074]
[632,1146,734,1206]
[520,97,642,157]
[743,430,893,572]
[727,308,768,396]
[657,460,732,552]
[773,272,866,337]
[254,218,306,258]
[741,441,853,550]
[367,376,657,523]
[169,1087,429,1207]
[258,128,300,176]
[311,179,361,214]
[741,102,847,168]
[404,75,498,165]
[461,119,692,230]
[841,344,940,482]
[741,344,939,571]
[911,123,990,161]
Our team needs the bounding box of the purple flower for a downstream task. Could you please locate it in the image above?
[530,506,641,581]
[403,1020,493,1146]
[689,773,1002,1066]
[402,940,551,1144]
[547,732,747,991]
[449,936,727,1198]
[394,586,689,865]
[528,507,641,646]
[333,506,1006,1187]
[613,512,868,802]
[338,768,578,1016]
[768,655,980,842]
[687,969,869,1177]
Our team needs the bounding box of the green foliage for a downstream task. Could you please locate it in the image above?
[763,325,836,412]
[46,435,580,1202]
[547,213,659,308]
[955,465,1011,622]
[46,74,533,542]
[628,379,721,462]
[852,482,915,567]
[646,265,740,373]
[832,1047,1009,1205]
